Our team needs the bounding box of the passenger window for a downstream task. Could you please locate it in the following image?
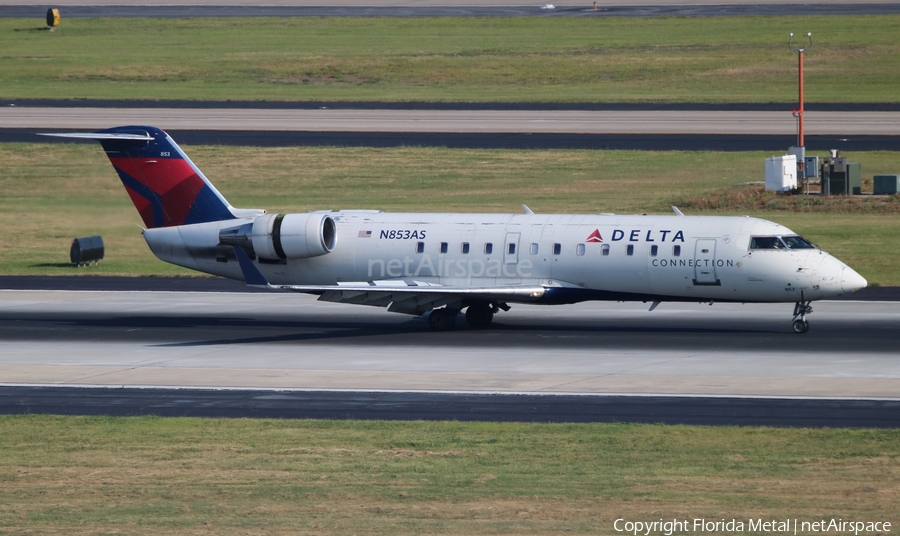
[416,241,425,254]
[440,242,448,254]
[553,243,562,255]
[650,245,658,256]
[602,244,610,256]
[507,243,516,255]
[673,245,681,257]
[626,244,634,256]
[576,243,585,256]
[484,243,493,255]
[461,242,470,254]
[530,243,538,255]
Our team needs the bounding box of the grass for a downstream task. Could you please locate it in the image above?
[2,15,900,102]
[1,415,898,535]
[2,143,899,284]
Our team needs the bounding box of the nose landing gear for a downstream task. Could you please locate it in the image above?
[791,301,813,334]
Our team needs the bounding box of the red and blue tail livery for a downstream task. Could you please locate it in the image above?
[43,126,236,228]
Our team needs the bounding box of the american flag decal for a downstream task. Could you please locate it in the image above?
[358,230,372,238]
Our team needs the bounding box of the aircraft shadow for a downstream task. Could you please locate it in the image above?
[1,312,889,353]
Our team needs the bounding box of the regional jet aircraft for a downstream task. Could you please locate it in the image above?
[42,126,867,333]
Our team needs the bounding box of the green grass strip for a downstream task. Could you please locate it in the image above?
[1,415,898,534]
[2,15,900,102]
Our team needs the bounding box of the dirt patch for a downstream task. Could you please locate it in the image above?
[676,184,900,214]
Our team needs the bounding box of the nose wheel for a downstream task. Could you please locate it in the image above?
[791,301,812,334]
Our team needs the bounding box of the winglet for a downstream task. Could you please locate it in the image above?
[672,206,685,216]
[233,247,270,287]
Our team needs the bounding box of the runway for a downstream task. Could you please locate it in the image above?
[1,286,899,425]
[2,289,898,398]
[5,109,900,151]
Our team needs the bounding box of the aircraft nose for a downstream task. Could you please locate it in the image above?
[841,266,867,294]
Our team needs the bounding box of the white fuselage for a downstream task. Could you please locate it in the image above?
[142,211,866,307]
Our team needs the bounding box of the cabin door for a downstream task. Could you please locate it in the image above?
[693,239,719,285]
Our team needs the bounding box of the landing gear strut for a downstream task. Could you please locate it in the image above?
[791,301,812,334]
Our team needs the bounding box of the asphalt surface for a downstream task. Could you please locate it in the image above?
[6,100,900,111]
[1,285,898,426]
[6,100,900,151]
[6,128,899,151]
[2,386,898,427]
[5,4,900,18]
[10,108,900,136]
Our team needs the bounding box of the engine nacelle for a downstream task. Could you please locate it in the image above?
[219,213,336,260]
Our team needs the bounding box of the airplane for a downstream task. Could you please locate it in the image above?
[41,125,867,334]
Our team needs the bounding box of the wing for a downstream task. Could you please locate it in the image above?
[232,247,545,314]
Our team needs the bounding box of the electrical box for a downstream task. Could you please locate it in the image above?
[804,156,819,180]
[874,174,900,195]
[821,158,861,195]
[764,155,797,192]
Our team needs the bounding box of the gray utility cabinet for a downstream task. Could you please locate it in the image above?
[821,158,861,195]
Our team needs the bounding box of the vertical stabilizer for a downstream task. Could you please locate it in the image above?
[43,126,237,228]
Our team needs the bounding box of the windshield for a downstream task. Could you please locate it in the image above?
[750,235,816,250]
[781,235,815,249]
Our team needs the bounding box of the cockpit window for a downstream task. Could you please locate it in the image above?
[781,235,815,249]
[750,236,786,250]
[750,235,816,250]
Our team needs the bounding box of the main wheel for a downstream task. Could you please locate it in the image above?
[465,303,494,329]
[791,319,810,334]
[428,309,455,331]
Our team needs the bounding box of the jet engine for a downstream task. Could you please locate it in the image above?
[219,213,336,261]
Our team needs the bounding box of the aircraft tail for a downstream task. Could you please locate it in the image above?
[42,126,238,229]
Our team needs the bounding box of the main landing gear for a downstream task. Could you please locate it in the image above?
[427,302,509,331]
[427,308,459,331]
[791,301,813,334]
[465,302,494,329]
